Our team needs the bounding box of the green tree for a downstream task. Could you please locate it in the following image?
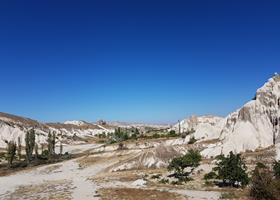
[168,149,201,182]
[17,137,21,160]
[52,132,56,155]
[47,132,53,158]
[7,141,17,168]
[25,130,30,163]
[213,151,249,187]
[25,129,36,163]
[273,160,280,178]
[35,143,39,159]
[112,128,129,142]
[60,141,63,155]
[29,129,36,156]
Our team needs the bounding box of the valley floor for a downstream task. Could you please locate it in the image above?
[0,141,252,200]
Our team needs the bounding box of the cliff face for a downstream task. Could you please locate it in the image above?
[203,73,280,157]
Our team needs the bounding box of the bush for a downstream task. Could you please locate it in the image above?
[188,136,197,144]
[250,163,280,200]
[151,174,161,179]
[41,149,49,159]
[168,130,176,136]
[112,128,129,142]
[213,151,249,187]
[273,160,280,178]
[130,133,137,140]
[204,171,217,180]
[168,149,201,182]
[159,178,169,184]
[171,180,182,185]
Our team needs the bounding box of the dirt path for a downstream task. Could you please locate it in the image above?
[0,155,115,200]
[0,143,109,200]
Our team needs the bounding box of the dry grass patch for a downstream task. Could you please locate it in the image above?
[98,188,185,200]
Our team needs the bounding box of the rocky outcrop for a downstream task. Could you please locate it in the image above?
[203,73,280,157]
[173,115,225,141]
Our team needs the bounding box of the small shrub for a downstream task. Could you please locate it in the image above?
[118,143,125,150]
[41,149,49,159]
[159,178,169,184]
[273,160,280,178]
[171,180,182,185]
[204,171,217,180]
[250,162,280,200]
[188,136,197,144]
[204,180,214,187]
[151,174,161,179]
[168,130,177,137]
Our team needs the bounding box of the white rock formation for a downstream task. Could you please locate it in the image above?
[202,73,280,157]
[64,120,86,126]
[0,113,114,148]
[173,115,225,141]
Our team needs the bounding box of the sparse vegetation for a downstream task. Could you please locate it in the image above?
[47,132,56,158]
[204,171,217,180]
[188,136,197,144]
[98,127,181,144]
[151,174,161,179]
[60,142,63,155]
[273,160,280,178]
[35,143,39,159]
[111,127,129,143]
[159,178,169,184]
[6,141,17,168]
[210,151,249,187]
[168,149,201,182]
[219,192,236,199]
[17,137,21,160]
[52,132,56,154]
[250,162,280,200]
[25,129,36,163]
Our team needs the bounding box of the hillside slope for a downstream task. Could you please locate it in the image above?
[0,112,114,148]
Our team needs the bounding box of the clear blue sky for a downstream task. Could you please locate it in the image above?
[0,0,279,123]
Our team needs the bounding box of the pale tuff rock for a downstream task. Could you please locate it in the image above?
[64,120,86,126]
[0,113,114,148]
[173,115,225,140]
[202,73,280,157]
[111,145,184,171]
[132,179,147,187]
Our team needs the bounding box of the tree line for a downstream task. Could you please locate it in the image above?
[5,129,63,168]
